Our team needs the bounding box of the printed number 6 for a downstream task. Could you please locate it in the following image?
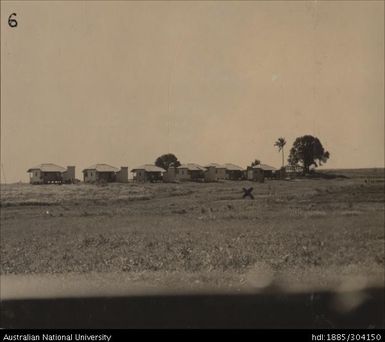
[8,13,17,28]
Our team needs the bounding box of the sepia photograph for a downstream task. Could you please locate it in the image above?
[0,0,384,333]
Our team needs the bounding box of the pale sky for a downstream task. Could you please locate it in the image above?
[1,1,384,182]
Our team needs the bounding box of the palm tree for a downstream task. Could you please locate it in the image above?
[274,137,287,168]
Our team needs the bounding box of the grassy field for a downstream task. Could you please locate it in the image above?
[1,169,384,291]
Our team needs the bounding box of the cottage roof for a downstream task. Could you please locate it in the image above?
[27,163,66,173]
[223,163,244,171]
[131,164,166,173]
[83,164,119,173]
[177,163,206,171]
[204,163,226,169]
[252,163,277,171]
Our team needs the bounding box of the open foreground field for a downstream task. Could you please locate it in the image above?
[1,168,384,292]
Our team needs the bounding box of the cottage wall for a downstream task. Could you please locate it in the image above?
[163,167,176,183]
[204,166,217,182]
[63,166,76,183]
[247,168,254,181]
[176,168,191,181]
[30,170,42,184]
[255,169,265,182]
[134,170,146,182]
[226,170,243,180]
[146,172,163,182]
[84,170,97,183]
[97,172,116,182]
[116,167,128,183]
[190,170,205,181]
[215,168,226,180]
[42,172,63,183]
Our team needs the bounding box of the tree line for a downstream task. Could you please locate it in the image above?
[155,135,330,175]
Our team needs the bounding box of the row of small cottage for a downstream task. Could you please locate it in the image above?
[27,163,278,184]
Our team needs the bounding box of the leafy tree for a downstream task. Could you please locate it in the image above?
[288,135,330,174]
[274,137,287,168]
[155,153,181,170]
[251,159,261,167]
